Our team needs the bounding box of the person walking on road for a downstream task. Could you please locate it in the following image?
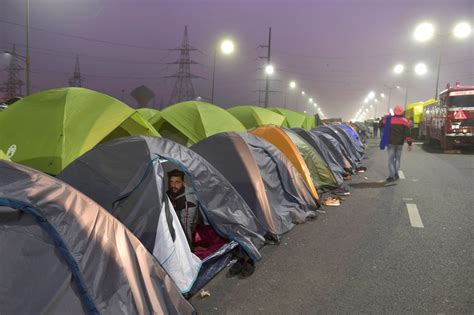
[372,119,379,138]
[379,105,412,182]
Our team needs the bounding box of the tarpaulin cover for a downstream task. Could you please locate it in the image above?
[58,136,266,279]
[268,108,307,128]
[250,125,319,201]
[155,101,246,146]
[0,87,159,175]
[284,129,340,191]
[192,132,316,238]
[292,128,345,183]
[0,161,195,315]
[227,106,286,129]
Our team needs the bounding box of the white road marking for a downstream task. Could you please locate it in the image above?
[398,170,405,179]
[403,198,413,201]
[406,204,424,228]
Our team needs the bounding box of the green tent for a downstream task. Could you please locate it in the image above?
[155,101,246,146]
[137,108,161,126]
[302,114,316,130]
[0,87,159,175]
[269,108,307,128]
[0,149,11,161]
[227,106,286,129]
[284,129,339,191]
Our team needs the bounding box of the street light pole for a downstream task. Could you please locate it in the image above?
[26,0,30,96]
[434,50,442,100]
[211,48,217,104]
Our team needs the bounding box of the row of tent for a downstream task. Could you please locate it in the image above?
[0,87,369,314]
[0,87,318,175]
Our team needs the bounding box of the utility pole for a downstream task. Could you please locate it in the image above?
[259,27,272,108]
[166,26,203,105]
[68,55,83,87]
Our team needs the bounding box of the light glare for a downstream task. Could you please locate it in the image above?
[265,64,274,75]
[414,22,435,42]
[414,62,428,75]
[453,21,471,39]
[220,39,235,55]
[393,63,405,74]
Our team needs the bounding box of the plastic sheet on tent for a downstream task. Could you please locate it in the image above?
[0,161,195,315]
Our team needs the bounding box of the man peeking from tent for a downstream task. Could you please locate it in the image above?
[167,169,226,258]
[379,105,412,182]
[167,169,200,245]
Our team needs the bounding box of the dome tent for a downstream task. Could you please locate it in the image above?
[0,161,194,315]
[155,101,246,146]
[0,87,158,175]
[58,136,268,296]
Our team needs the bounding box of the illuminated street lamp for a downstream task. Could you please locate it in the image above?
[413,20,471,99]
[284,80,297,108]
[211,38,236,104]
[393,63,405,74]
[414,62,428,76]
[368,91,375,99]
[265,64,274,75]
[413,22,435,42]
[453,21,472,39]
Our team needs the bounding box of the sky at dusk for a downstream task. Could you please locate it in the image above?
[1,0,473,120]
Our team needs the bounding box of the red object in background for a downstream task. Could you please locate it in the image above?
[454,110,467,120]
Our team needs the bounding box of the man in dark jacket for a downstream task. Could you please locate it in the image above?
[166,169,201,246]
[380,105,412,182]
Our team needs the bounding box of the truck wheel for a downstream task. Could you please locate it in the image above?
[441,138,453,150]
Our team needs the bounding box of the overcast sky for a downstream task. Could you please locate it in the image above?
[1,0,473,119]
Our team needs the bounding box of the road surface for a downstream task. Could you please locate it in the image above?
[191,140,474,314]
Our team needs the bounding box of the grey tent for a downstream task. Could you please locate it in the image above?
[191,132,317,238]
[238,132,318,211]
[284,129,340,191]
[333,125,365,159]
[0,161,194,315]
[58,136,267,296]
[315,126,360,165]
[292,128,345,183]
[311,130,355,171]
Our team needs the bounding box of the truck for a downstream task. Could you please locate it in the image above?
[421,83,474,150]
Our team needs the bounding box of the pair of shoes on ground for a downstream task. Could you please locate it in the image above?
[333,187,350,196]
[323,196,341,207]
[227,257,255,278]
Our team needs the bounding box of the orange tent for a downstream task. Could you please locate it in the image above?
[250,126,320,202]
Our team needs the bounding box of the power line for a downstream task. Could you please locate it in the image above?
[0,19,169,51]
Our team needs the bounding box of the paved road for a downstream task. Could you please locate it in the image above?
[191,140,474,314]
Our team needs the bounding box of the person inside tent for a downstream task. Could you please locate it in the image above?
[167,169,226,258]
[167,169,201,246]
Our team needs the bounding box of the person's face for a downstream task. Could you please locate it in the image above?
[168,176,184,193]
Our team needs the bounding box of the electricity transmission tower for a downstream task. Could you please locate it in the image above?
[166,25,203,105]
[0,44,24,101]
[69,55,83,87]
